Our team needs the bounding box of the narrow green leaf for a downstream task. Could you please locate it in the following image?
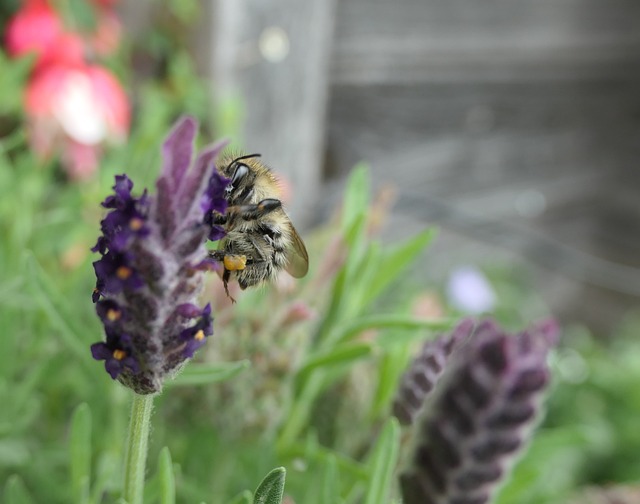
[297,343,374,383]
[25,254,93,371]
[321,455,340,504]
[3,475,34,504]
[158,447,175,504]
[360,228,437,307]
[168,360,250,387]
[278,374,323,450]
[253,467,286,504]
[370,346,412,419]
[226,490,252,504]
[280,438,368,481]
[340,163,370,236]
[363,418,401,504]
[70,403,92,504]
[331,314,451,345]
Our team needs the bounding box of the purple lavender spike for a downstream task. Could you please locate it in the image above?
[392,319,475,425]
[400,318,559,504]
[89,117,228,394]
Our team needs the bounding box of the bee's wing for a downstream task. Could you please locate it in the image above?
[285,223,309,278]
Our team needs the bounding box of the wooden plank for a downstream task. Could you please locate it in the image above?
[206,0,337,225]
[331,0,640,84]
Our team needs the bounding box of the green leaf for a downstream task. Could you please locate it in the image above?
[360,228,437,307]
[370,345,412,419]
[340,163,370,237]
[3,475,34,504]
[321,455,340,504]
[25,254,94,373]
[296,343,374,389]
[158,447,175,504]
[330,314,450,345]
[168,360,250,387]
[363,418,401,504]
[70,403,92,504]
[253,467,286,504]
[226,490,252,504]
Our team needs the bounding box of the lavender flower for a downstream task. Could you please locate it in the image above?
[90,117,229,394]
[399,319,559,504]
[392,319,475,426]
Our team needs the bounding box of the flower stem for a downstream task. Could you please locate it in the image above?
[123,393,154,504]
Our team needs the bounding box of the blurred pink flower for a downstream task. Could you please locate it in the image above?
[25,64,130,179]
[5,0,130,180]
[5,0,61,60]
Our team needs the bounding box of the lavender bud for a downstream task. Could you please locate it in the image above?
[392,319,475,425]
[400,319,559,504]
[90,116,230,394]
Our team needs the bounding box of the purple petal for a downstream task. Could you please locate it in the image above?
[105,359,122,379]
[176,303,202,318]
[91,342,112,360]
[161,116,197,189]
[208,225,226,242]
[182,140,229,219]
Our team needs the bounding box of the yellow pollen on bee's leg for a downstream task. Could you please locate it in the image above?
[106,309,121,322]
[223,255,247,271]
[113,349,127,360]
[116,266,132,279]
[194,329,205,341]
[129,218,144,231]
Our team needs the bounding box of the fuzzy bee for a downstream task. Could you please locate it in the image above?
[208,153,309,300]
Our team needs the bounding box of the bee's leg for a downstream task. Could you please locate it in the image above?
[230,198,282,221]
[222,268,236,303]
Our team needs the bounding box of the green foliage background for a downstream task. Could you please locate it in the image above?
[1,2,639,502]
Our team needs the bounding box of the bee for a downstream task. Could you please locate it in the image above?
[208,153,309,300]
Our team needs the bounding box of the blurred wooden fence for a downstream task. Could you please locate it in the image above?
[125,0,640,331]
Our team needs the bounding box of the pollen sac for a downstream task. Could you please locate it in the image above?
[223,254,247,272]
[399,318,559,504]
[89,116,229,394]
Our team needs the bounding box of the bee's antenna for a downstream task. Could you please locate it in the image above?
[232,153,262,164]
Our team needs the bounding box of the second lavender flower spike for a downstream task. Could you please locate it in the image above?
[399,319,559,504]
[90,117,229,394]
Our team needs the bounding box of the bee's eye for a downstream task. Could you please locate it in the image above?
[231,164,249,186]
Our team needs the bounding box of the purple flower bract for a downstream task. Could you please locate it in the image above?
[89,116,229,394]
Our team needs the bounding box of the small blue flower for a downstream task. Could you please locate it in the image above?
[92,175,150,254]
[179,303,213,358]
[91,328,139,379]
[96,299,124,325]
[202,169,230,241]
[93,250,144,297]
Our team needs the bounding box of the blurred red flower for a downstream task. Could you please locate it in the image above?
[25,64,130,179]
[4,0,130,180]
[5,0,62,60]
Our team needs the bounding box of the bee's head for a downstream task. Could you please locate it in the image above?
[223,153,261,204]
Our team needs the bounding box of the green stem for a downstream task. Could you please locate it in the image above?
[123,393,154,504]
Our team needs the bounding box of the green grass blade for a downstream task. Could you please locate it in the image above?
[25,254,94,373]
[360,228,437,308]
[226,490,252,504]
[297,343,373,383]
[321,454,340,504]
[3,475,34,504]
[253,467,286,504]
[331,314,451,345]
[158,447,176,504]
[363,418,401,504]
[168,360,250,387]
[70,403,92,504]
[340,163,370,236]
